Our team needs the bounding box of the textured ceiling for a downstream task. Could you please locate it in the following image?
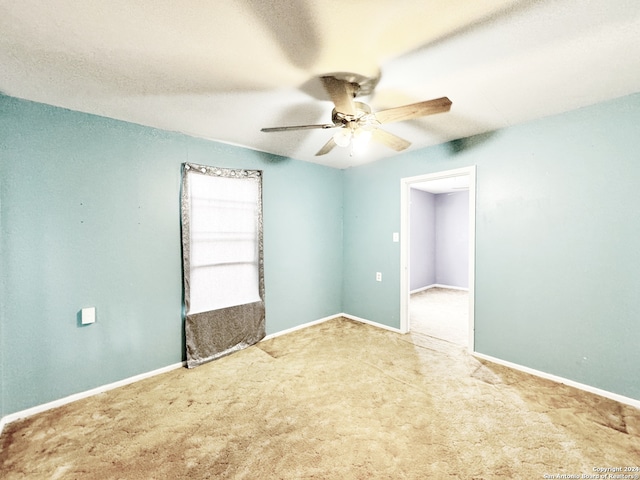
[1,0,639,168]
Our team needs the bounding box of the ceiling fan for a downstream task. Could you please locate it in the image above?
[261,72,452,156]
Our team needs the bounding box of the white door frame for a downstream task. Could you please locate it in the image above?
[399,165,476,353]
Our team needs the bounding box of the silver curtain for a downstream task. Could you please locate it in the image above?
[181,163,265,368]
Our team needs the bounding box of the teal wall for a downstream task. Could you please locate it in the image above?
[0,96,343,416]
[342,93,640,400]
[0,175,4,418]
[2,91,639,418]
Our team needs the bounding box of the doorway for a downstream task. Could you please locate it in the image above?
[399,166,476,352]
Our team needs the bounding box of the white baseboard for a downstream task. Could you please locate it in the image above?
[410,283,469,294]
[341,313,403,334]
[262,313,341,341]
[0,361,185,435]
[4,316,636,438]
[410,285,434,294]
[435,284,469,291]
[1,315,348,436]
[473,352,640,410]
[262,313,403,339]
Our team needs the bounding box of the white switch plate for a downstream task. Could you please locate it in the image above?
[393,232,399,242]
[81,307,96,325]
[376,272,382,282]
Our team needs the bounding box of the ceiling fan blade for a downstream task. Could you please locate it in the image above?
[315,137,337,156]
[374,97,452,124]
[320,76,357,115]
[371,128,411,152]
[261,124,338,132]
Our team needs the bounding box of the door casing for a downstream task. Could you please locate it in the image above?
[399,166,476,353]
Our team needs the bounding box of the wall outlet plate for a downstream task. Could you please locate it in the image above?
[81,307,96,325]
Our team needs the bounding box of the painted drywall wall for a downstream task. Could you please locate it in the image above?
[0,95,343,417]
[3,91,640,417]
[410,190,469,291]
[0,190,3,419]
[409,189,436,290]
[435,191,469,288]
[343,93,640,400]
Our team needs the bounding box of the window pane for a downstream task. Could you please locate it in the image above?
[188,173,261,314]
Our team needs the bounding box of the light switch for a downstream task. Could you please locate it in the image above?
[393,232,399,242]
[81,307,96,325]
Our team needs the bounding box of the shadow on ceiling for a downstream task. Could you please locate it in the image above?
[397,0,538,60]
[446,130,497,155]
[242,0,320,71]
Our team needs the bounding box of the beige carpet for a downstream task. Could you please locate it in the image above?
[1,317,639,479]
[410,287,469,346]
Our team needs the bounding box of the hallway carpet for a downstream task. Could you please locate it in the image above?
[410,287,469,346]
[1,317,638,479]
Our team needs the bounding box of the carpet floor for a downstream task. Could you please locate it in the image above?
[410,287,469,346]
[1,317,639,479]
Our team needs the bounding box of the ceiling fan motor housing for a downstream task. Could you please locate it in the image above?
[327,71,381,98]
[331,101,372,125]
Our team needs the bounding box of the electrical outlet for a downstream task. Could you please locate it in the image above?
[393,232,399,242]
[81,307,96,325]
[376,272,382,282]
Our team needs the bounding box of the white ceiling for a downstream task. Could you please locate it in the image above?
[1,0,639,169]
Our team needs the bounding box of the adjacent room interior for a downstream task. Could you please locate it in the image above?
[1,0,639,477]
[408,171,473,349]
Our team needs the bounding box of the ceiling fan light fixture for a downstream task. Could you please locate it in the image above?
[358,113,380,130]
[352,128,372,151]
[333,128,352,147]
